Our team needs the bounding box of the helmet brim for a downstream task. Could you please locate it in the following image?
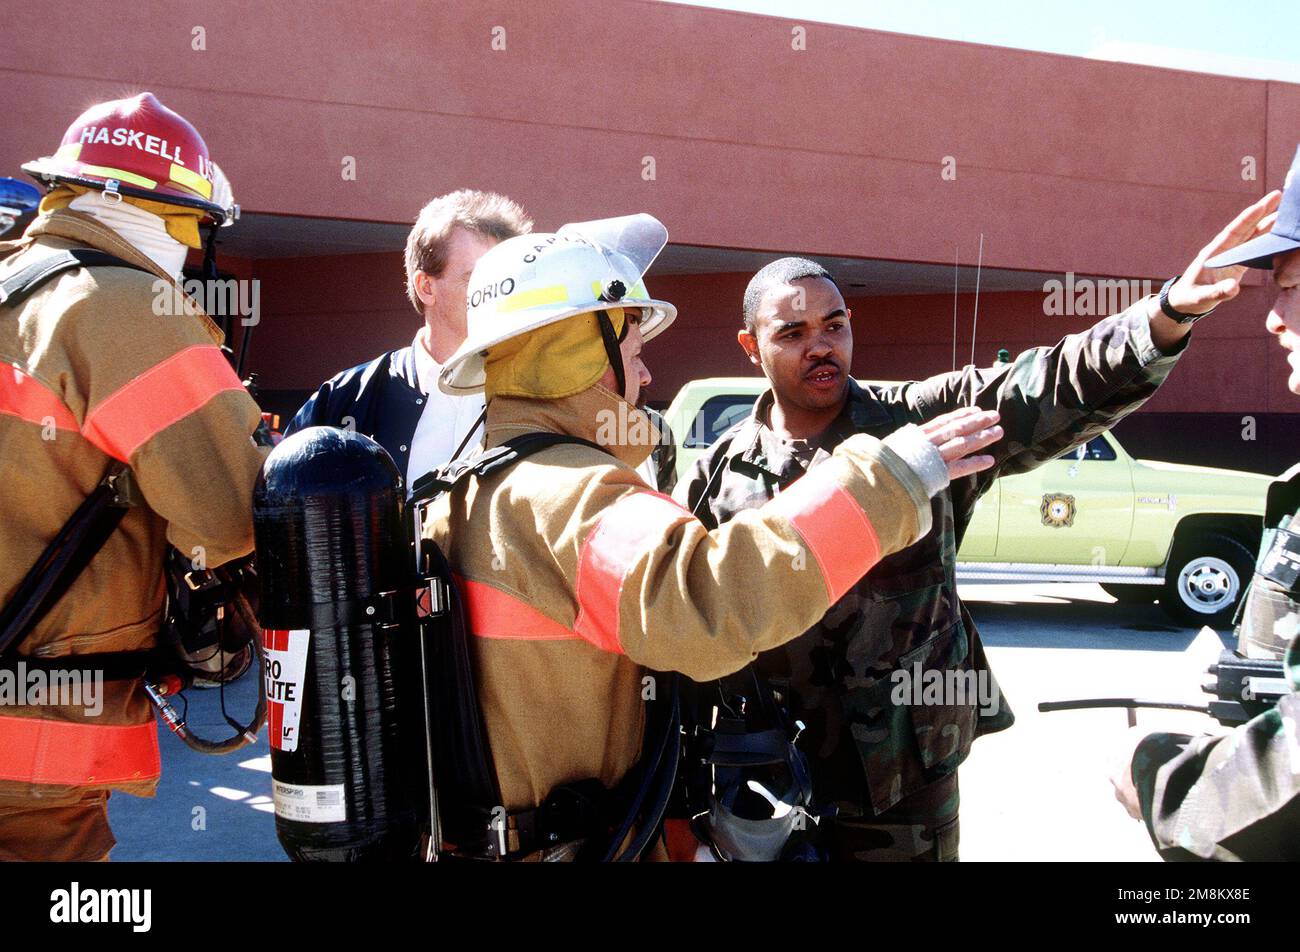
[22,157,232,224]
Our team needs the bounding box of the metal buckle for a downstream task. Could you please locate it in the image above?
[104,468,139,507]
[371,589,404,629]
[416,578,450,619]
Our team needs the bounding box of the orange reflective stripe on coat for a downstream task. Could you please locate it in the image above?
[0,714,161,786]
[574,491,692,654]
[81,344,244,461]
[766,467,881,604]
[457,575,578,642]
[0,365,79,432]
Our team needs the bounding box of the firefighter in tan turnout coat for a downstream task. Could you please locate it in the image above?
[420,214,1004,859]
[0,93,266,860]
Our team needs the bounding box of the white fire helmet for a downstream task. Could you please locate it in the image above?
[439,213,677,395]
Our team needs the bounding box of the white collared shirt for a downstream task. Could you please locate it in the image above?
[406,329,486,490]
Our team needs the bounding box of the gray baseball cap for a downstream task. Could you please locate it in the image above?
[1207,144,1300,269]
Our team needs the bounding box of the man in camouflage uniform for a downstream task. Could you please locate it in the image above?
[1113,152,1300,861]
[678,207,1264,860]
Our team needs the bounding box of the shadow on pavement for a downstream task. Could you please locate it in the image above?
[108,672,285,862]
[965,598,1233,651]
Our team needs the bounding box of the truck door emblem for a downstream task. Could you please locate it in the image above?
[1040,493,1076,528]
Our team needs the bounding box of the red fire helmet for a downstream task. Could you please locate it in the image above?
[23,92,236,224]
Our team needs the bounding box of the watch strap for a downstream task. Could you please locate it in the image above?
[1160,275,1216,325]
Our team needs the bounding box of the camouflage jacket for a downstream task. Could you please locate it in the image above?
[675,300,1186,816]
[1132,668,1300,862]
[1132,477,1300,861]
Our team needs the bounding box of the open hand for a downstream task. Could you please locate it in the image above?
[919,407,1003,480]
[1167,190,1282,315]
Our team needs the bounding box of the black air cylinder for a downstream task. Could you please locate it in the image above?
[254,426,420,861]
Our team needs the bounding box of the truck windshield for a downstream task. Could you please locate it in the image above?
[686,395,759,448]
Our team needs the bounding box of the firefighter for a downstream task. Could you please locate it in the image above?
[419,213,1004,860]
[0,92,267,861]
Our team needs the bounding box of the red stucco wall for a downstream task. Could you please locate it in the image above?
[238,250,1279,415]
[2,0,1295,414]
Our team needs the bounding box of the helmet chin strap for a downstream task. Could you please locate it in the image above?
[202,220,219,282]
[596,309,628,402]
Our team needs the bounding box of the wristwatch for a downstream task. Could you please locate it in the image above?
[1159,275,1216,325]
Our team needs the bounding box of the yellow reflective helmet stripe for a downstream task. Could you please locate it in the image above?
[48,143,213,202]
[169,163,213,199]
[498,283,570,314]
[75,164,158,190]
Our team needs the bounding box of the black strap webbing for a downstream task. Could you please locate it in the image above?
[0,248,151,658]
[409,432,604,502]
[0,248,150,308]
[1267,461,1300,528]
[0,467,135,658]
[0,649,161,682]
[413,430,677,862]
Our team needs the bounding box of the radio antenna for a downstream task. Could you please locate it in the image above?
[969,233,985,406]
[951,247,959,373]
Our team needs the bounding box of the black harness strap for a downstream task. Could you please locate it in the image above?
[0,649,162,682]
[0,250,152,660]
[0,456,135,659]
[0,248,150,307]
[410,432,604,501]
[415,432,609,858]
[413,432,680,862]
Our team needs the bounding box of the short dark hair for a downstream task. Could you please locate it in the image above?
[741,257,837,332]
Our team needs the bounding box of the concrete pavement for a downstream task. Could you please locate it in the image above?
[107,582,1230,861]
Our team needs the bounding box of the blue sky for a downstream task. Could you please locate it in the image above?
[662,0,1300,82]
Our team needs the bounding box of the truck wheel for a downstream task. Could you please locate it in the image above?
[1100,583,1159,605]
[1160,533,1254,628]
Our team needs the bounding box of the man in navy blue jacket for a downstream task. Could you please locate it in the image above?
[287,190,532,486]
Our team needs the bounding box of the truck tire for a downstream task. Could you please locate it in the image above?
[1160,532,1254,628]
[1100,583,1159,605]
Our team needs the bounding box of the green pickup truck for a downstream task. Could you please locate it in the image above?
[664,377,1271,628]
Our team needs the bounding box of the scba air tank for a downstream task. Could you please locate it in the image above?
[253,426,424,861]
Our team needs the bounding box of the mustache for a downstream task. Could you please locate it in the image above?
[804,360,842,378]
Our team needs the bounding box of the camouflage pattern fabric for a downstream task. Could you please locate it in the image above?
[828,773,960,862]
[1237,462,1300,660]
[676,301,1186,849]
[1132,473,1300,861]
[1132,680,1300,861]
